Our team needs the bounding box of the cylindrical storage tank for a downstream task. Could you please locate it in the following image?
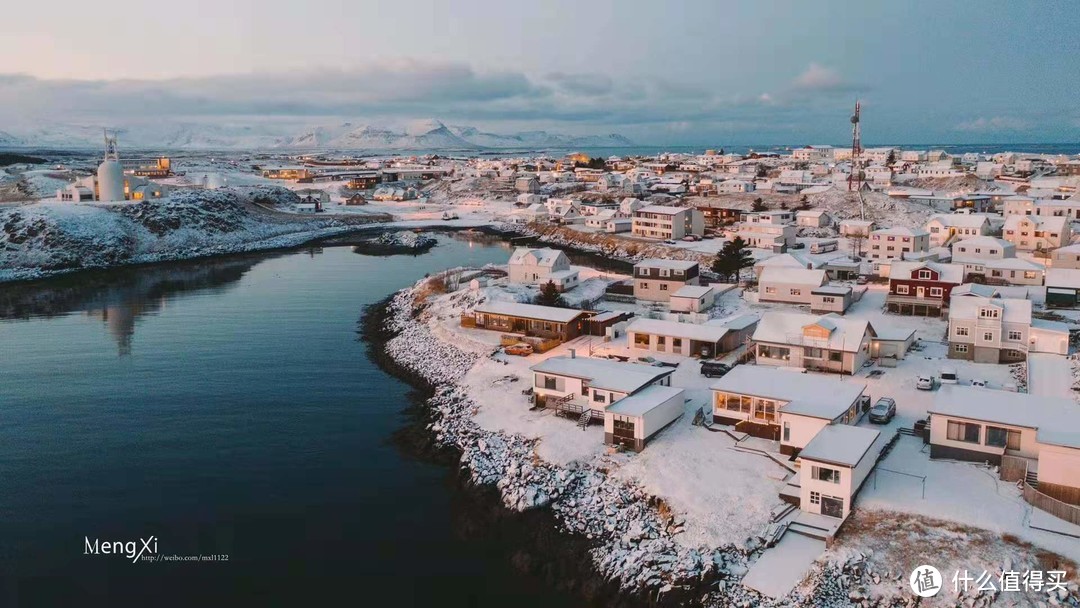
[97,160,125,201]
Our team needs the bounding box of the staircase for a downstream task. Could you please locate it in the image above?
[1025,470,1039,489]
[896,427,918,436]
[578,409,593,430]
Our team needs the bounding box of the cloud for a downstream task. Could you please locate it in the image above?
[792,63,844,90]
[954,116,1033,132]
[544,72,613,96]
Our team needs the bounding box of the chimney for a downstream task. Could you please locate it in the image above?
[569,349,576,359]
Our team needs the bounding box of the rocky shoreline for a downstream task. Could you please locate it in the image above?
[362,278,752,607]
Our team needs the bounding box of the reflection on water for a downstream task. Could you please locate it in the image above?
[0,255,268,355]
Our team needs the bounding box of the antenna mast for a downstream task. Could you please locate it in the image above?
[847,100,861,192]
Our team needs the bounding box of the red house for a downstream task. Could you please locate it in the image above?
[885,261,963,316]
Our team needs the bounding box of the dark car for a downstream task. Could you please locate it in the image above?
[700,361,731,378]
[869,397,896,424]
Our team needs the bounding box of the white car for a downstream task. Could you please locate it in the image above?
[939,367,959,384]
[971,378,988,388]
[916,375,934,390]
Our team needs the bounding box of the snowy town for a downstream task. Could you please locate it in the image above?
[2,117,1080,606]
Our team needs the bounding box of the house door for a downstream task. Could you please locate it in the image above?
[916,286,925,298]
[513,319,527,333]
[821,496,844,518]
[612,417,636,447]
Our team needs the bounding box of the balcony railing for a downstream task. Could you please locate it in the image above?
[885,294,945,306]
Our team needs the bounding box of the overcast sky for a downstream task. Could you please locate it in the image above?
[2,0,1078,145]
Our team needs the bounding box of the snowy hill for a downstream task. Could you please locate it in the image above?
[0,120,634,151]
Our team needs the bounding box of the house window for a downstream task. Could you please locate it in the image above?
[918,270,932,280]
[986,426,1021,450]
[829,351,843,362]
[782,421,790,442]
[983,332,994,342]
[660,284,668,291]
[821,296,835,304]
[672,338,682,350]
[955,344,969,353]
[790,289,801,296]
[659,268,670,278]
[594,392,607,404]
[810,491,821,505]
[947,421,981,443]
[979,308,1000,319]
[764,286,776,294]
[541,375,557,390]
[930,287,943,297]
[639,282,649,289]
[812,466,841,484]
[1024,271,1037,279]
[1008,330,1022,341]
[955,327,969,337]
[896,285,909,295]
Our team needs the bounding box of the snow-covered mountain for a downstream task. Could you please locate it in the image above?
[0,119,633,151]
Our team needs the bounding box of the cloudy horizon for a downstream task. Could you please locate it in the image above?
[2,0,1078,146]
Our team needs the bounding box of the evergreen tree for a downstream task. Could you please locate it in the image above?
[535,280,567,307]
[711,236,754,282]
[751,198,767,212]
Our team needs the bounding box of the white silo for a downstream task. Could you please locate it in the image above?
[97,130,126,202]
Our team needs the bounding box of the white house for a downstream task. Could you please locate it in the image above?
[928,386,1080,506]
[669,285,716,313]
[1051,244,1080,269]
[603,385,686,452]
[796,209,832,228]
[797,424,881,519]
[530,354,675,423]
[951,236,1015,260]
[752,312,876,375]
[924,214,991,248]
[507,247,578,289]
[632,205,705,240]
[867,227,930,261]
[717,179,754,193]
[758,267,829,306]
[839,219,875,238]
[633,259,700,302]
[1003,215,1071,251]
[711,365,866,452]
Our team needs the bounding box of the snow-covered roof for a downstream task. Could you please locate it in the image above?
[711,366,866,420]
[798,424,880,468]
[950,283,999,298]
[954,257,1044,271]
[759,267,828,286]
[756,253,822,270]
[889,261,964,284]
[951,236,1012,251]
[752,312,874,353]
[1047,268,1080,289]
[1004,214,1068,231]
[634,258,699,271]
[636,205,687,215]
[947,296,1031,324]
[871,226,929,237]
[707,313,759,332]
[508,247,566,268]
[605,385,684,417]
[627,318,730,342]
[811,285,852,296]
[930,386,1080,449]
[670,285,714,299]
[926,214,988,229]
[796,209,828,218]
[1054,244,1080,255]
[475,301,585,323]
[530,356,674,393]
[839,219,874,227]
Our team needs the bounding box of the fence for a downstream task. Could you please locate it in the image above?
[1023,484,1080,526]
[998,455,1080,526]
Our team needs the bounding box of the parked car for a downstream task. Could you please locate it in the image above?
[971,378,988,388]
[856,275,869,285]
[869,397,897,424]
[504,343,534,356]
[1002,382,1019,392]
[916,375,934,390]
[939,366,959,384]
[663,239,678,245]
[789,242,805,250]
[700,361,731,378]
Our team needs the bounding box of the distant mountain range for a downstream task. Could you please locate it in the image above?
[0,119,634,151]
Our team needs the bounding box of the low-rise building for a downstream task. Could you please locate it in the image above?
[507,247,574,285]
[946,296,1067,361]
[928,386,1080,506]
[668,285,716,313]
[885,261,963,316]
[1003,215,1070,251]
[797,424,881,519]
[867,227,930,262]
[631,205,704,240]
[810,285,854,314]
[530,354,675,421]
[758,268,829,306]
[924,214,991,248]
[603,385,686,452]
[795,210,832,228]
[633,259,700,302]
[839,219,875,238]
[710,365,866,450]
[751,312,876,375]
[467,302,588,342]
[1051,244,1080,269]
[1045,268,1080,308]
